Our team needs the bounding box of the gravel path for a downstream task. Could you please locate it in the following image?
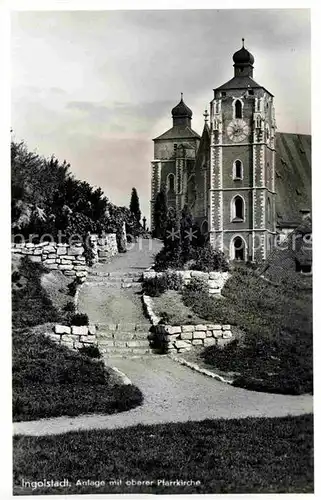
[94,238,163,273]
[13,356,313,436]
[77,238,163,324]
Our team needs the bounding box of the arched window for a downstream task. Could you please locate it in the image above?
[167,173,175,192]
[233,236,245,260]
[233,159,243,180]
[231,195,245,221]
[235,99,242,119]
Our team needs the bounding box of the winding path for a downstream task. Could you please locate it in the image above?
[13,238,313,437]
[13,356,313,436]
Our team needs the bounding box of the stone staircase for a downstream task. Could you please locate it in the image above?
[96,322,156,358]
[87,270,143,289]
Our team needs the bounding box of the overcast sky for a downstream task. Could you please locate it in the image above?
[11,9,310,225]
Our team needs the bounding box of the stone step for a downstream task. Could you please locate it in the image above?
[97,333,150,342]
[98,339,150,348]
[103,353,160,359]
[99,346,152,355]
[96,323,151,332]
[90,271,143,278]
[86,280,142,289]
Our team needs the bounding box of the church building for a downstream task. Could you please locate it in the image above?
[150,40,311,262]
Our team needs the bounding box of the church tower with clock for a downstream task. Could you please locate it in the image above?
[209,39,276,261]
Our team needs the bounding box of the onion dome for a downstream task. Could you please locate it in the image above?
[233,38,254,66]
[171,93,193,119]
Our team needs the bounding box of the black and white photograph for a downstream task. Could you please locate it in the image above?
[9,5,313,496]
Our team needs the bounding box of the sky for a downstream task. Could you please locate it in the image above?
[11,9,311,226]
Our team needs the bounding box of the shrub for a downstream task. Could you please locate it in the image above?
[164,271,183,291]
[143,275,168,297]
[67,276,82,296]
[184,275,208,295]
[154,246,183,271]
[63,301,76,313]
[78,345,101,359]
[143,272,183,297]
[188,245,229,272]
[69,313,89,326]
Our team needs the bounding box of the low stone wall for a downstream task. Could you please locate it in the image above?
[11,233,118,280]
[142,269,230,295]
[47,323,98,350]
[153,323,233,353]
[143,294,233,353]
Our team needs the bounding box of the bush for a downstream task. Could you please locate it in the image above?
[143,272,183,297]
[143,276,168,297]
[188,245,230,272]
[184,275,208,295]
[63,301,76,313]
[154,242,229,273]
[69,313,89,326]
[67,276,82,296]
[154,246,183,271]
[78,345,101,359]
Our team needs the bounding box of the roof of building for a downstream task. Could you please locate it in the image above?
[233,45,255,66]
[275,132,311,226]
[153,125,201,141]
[172,95,193,118]
[215,75,265,92]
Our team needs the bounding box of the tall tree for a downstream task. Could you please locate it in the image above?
[153,185,168,239]
[129,187,141,223]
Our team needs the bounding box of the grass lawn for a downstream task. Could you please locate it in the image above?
[13,414,313,495]
[12,256,143,421]
[152,289,206,325]
[183,267,312,395]
[12,330,143,421]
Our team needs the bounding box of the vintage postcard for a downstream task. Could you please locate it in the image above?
[10,6,313,497]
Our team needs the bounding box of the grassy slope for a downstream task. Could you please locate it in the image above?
[183,267,312,394]
[12,256,143,421]
[152,289,205,325]
[13,414,313,495]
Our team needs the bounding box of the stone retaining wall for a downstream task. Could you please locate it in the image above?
[143,294,233,353]
[143,269,230,295]
[47,323,98,350]
[11,233,118,281]
[153,322,233,353]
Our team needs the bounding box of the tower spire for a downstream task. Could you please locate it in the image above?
[203,108,209,124]
[180,92,184,101]
[242,37,245,48]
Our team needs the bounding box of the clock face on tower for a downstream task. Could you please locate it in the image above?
[226,119,249,143]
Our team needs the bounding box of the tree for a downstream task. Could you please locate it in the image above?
[153,185,168,239]
[129,187,141,223]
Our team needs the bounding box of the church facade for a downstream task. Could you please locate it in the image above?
[150,41,311,262]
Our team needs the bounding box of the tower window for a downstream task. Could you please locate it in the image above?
[167,173,175,192]
[248,89,254,95]
[221,92,226,98]
[233,159,243,180]
[231,195,245,221]
[235,99,242,119]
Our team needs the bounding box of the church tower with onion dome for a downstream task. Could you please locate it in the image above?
[150,40,280,261]
[209,39,276,261]
[150,94,200,230]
